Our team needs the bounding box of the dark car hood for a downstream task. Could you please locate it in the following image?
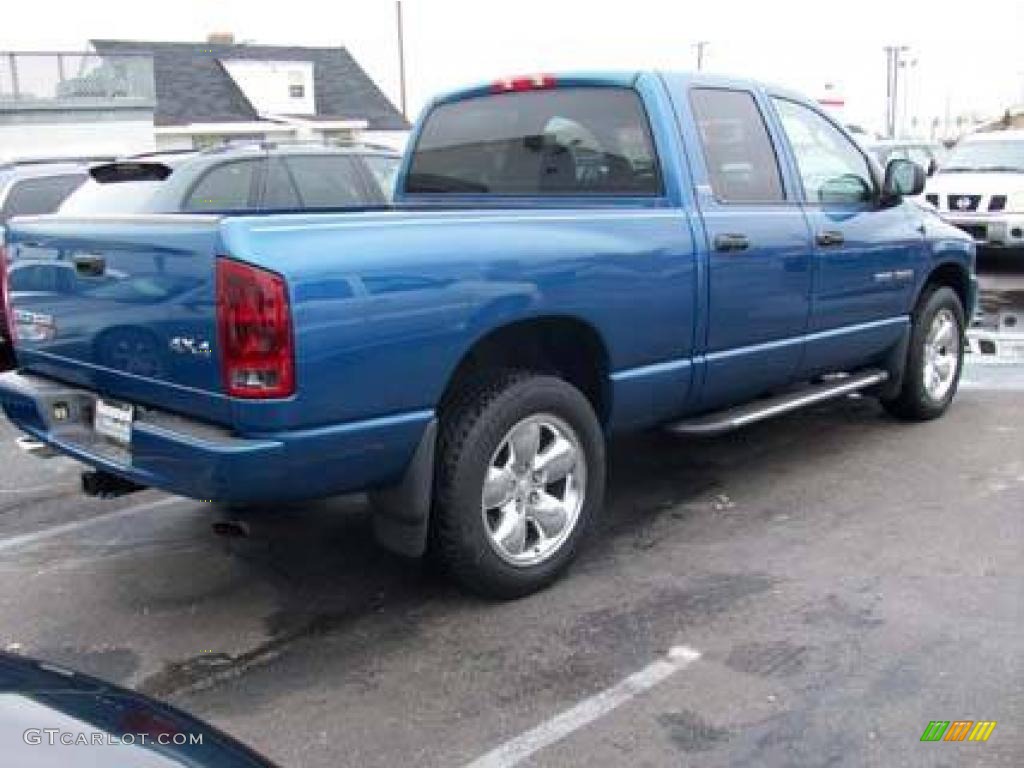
[0,652,276,767]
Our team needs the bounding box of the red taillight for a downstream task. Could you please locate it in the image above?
[490,74,556,93]
[216,258,294,399]
[0,244,15,346]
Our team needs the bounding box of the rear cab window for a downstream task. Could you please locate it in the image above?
[405,87,662,196]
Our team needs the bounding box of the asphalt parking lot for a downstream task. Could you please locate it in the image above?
[1,263,1022,768]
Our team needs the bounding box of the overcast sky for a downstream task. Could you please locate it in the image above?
[2,0,1022,135]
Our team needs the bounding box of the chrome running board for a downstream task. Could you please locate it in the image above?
[666,369,889,437]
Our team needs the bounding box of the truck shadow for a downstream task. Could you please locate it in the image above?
[136,394,897,700]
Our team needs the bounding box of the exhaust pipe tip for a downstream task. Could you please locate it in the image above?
[16,436,58,459]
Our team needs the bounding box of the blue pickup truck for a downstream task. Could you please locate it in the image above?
[0,72,975,597]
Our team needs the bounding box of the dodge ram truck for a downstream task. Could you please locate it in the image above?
[0,72,976,597]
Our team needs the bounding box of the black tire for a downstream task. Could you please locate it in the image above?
[881,286,965,421]
[433,370,605,599]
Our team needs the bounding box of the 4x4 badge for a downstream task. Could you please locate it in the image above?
[169,337,212,357]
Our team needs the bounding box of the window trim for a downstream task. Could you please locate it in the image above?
[769,95,881,208]
[181,158,263,213]
[403,85,667,200]
[687,85,792,207]
[352,154,394,204]
[258,156,302,210]
[360,151,399,201]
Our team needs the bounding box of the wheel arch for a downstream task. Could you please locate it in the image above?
[370,314,611,561]
[917,260,972,316]
[439,314,612,425]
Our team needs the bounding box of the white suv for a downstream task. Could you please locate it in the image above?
[924,129,1024,249]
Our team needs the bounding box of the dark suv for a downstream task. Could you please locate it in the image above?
[1,159,102,368]
[1,144,399,369]
[58,142,401,215]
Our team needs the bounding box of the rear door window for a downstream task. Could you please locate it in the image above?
[406,87,662,195]
[1,174,86,223]
[285,155,369,207]
[183,160,260,212]
[689,88,785,203]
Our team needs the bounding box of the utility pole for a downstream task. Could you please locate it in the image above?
[883,45,909,138]
[899,57,918,138]
[396,1,407,119]
[694,41,709,72]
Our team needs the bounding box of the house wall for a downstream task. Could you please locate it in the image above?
[154,123,301,151]
[0,105,154,160]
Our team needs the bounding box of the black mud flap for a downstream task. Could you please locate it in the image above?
[368,419,436,558]
[877,322,911,400]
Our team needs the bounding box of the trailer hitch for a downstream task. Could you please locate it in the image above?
[81,470,146,499]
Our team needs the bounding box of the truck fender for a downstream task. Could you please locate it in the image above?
[367,418,437,558]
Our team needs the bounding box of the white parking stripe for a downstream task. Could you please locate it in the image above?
[464,645,701,768]
[0,496,185,553]
[961,379,1024,392]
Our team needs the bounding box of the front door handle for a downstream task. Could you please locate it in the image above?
[714,233,750,252]
[815,230,845,247]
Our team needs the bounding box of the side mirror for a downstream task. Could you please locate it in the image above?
[883,158,925,200]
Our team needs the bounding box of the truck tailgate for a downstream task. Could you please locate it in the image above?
[4,214,230,425]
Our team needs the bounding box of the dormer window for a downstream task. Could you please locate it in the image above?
[288,71,305,100]
[221,60,315,115]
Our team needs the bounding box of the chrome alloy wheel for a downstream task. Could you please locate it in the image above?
[923,307,960,402]
[481,414,586,567]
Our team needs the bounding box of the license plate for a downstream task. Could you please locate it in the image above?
[94,398,133,446]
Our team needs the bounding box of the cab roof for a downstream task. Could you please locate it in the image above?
[428,70,809,109]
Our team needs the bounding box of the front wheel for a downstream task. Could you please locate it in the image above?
[882,286,965,421]
[433,371,605,598]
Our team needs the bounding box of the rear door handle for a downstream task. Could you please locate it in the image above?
[72,255,106,277]
[713,233,750,252]
[815,230,845,247]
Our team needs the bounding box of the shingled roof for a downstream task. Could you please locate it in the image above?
[91,39,409,130]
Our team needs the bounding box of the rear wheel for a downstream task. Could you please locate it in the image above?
[882,286,965,421]
[433,371,605,598]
